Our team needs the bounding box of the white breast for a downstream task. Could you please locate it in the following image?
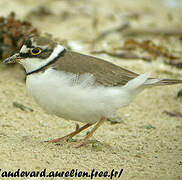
[26,68,149,123]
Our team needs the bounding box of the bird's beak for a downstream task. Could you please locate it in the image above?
[3,53,22,64]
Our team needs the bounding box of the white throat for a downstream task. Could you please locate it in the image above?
[20,44,65,74]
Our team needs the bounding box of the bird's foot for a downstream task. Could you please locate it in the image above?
[73,139,88,148]
[45,136,71,143]
[45,123,93,144]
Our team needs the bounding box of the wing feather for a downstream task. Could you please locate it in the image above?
[52,51,138,87]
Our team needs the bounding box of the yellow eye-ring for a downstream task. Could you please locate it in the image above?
[30,47,42,55]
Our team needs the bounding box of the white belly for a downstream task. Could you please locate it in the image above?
[26,68,143,123]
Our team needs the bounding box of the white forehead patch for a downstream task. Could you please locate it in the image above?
[20,45,29,53]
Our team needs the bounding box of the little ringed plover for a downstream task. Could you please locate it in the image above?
[3,35,182,147]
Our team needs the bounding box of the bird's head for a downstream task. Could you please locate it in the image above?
[3,36,65,74]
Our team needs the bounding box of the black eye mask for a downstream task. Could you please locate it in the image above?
[31,48,41,54]
[24,39,33,48]
[20,49,53,59]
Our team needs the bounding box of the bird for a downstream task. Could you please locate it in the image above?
[3,35,182,147]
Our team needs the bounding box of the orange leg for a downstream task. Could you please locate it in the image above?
[47,123,93,143]
[74,117,106,148]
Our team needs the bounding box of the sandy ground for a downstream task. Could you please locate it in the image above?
[0,0,182,179]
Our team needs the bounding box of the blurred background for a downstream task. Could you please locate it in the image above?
[1,0,182,73]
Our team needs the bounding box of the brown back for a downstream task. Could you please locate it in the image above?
[51,51,138,87]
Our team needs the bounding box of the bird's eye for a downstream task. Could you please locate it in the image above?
[30,48,42,55]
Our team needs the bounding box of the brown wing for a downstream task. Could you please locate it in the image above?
[52,50,138,87]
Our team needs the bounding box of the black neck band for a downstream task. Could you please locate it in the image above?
[26,49,66,76]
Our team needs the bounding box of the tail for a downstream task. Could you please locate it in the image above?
[146,78,182,86]
[125,72,182,91]
[121,72,182,107]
